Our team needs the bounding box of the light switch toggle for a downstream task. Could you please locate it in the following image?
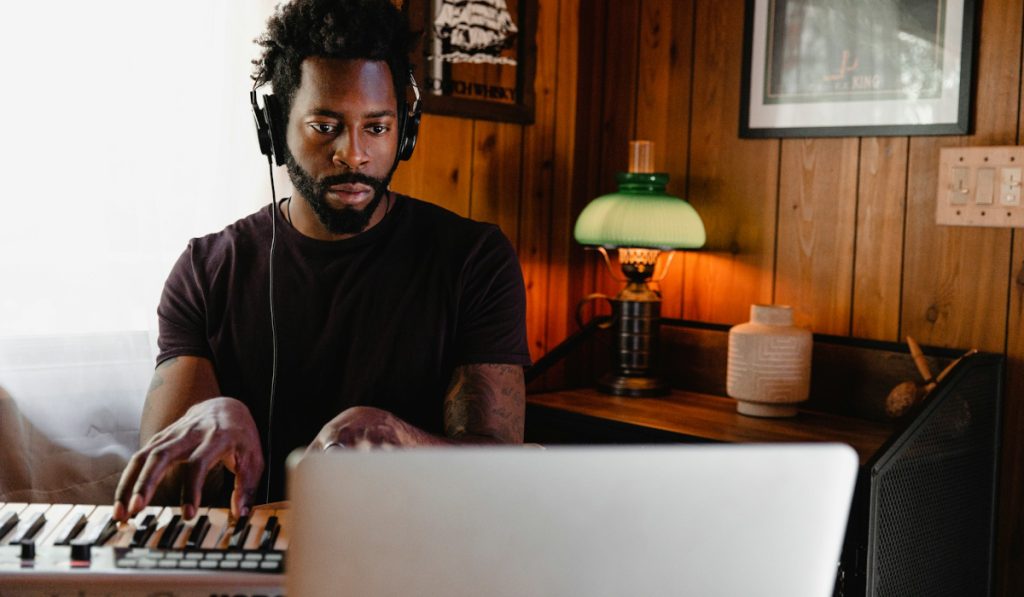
[949,167,969,205]
[1001,167,1022,206]
[976,168,995,205]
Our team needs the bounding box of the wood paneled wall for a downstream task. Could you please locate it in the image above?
[394,0,1023,592]
[573,1,1024,594]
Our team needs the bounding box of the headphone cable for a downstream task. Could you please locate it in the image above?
[264,154,279,505]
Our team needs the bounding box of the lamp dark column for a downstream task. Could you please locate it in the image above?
[601,276,667,396]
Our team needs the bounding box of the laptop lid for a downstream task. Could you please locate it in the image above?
[286,444,857,597]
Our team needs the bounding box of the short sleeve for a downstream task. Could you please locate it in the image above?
[455,227,531,366]
[155,243,213,366]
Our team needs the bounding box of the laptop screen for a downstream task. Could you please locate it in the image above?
[286,444,857,597]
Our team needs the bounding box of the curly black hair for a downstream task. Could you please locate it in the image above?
[252,0,413,120]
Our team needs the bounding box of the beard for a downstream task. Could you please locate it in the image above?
[286,156,390,235]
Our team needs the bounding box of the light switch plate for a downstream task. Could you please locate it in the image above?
[937,146,1024,228]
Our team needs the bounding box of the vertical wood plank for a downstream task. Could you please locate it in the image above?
[775,138,859,335]
[592,0,644,304]
[899,0,1020,353]
[997,9,1024,592]
[684,0,778,325]
[568,0,608,307]
[541,0,580,378]
[519,0,562,360]
[468,121,523,243]
[555,0,611,389]
[635,0,695,319]
[389,114,474,216]
[852,137,908,341]
[901,140,1010,353]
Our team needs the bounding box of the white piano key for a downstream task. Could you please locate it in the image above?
[6,503,50,545]
[0,503,28,543]
[148,506,181,548]
[272,507,289,551]
[33,503,79,547]
[222,511,251,551]
[75,504,115,546]
[109,506,164,548]
[204,507,232,550]
[242,507,272,551]
[174,506,210,550]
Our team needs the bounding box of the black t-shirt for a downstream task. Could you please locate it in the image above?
[157,194,531,500]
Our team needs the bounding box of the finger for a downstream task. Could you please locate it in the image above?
[364,424,400,447]
[180,437,223,520]
[309,440,336,454]
[229,447,265,518]
[113,451,149,521]
[130,440,198,516]
[307,431,332,453]
[336,427,356,447]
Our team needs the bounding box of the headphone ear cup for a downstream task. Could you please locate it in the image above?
[250,91,274,159]
[398,104,420,161]
[251,92,287,167]
[263,94,288,167]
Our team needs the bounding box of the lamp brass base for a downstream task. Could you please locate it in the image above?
[597,373,669,397]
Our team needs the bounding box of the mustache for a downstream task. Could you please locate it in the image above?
[318,172,386,189]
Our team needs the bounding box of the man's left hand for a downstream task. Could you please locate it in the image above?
[307,405,435,452]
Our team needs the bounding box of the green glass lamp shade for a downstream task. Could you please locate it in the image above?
[574,172,706,250]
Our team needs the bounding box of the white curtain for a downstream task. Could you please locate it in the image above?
[0,0,288,501]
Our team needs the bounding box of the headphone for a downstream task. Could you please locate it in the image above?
[249,67,422,166]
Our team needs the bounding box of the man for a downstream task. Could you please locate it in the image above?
[113,0,529,522]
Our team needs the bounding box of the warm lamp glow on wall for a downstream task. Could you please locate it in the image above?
[574,140,706,397]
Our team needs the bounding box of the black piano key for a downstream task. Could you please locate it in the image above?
[94,518,119,546]
[11,512,46,544]
[0,512,20,541]
[131,514,157,547]
[185,515,210,549]
[227,515,250,550]
[56,513,88,545]
[156,515,183,549]
[258,516,280,551]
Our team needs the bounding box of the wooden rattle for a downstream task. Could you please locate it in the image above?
[885,337,976,418]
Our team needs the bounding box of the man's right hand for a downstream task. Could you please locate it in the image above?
[113,396,264,522]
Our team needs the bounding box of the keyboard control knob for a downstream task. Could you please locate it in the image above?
[70,542,92,562]
[20,541,36,560]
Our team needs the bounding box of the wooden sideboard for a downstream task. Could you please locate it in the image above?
[524,321,1003,597]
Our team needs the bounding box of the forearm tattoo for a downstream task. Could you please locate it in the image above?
[142,356,179,421]
[444,364,525,443]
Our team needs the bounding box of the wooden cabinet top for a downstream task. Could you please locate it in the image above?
[527,387,896,464]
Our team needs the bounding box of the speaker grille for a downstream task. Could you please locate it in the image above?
[869,362,999,597]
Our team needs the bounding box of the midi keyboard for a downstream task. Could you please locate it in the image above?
[0,501,286,596]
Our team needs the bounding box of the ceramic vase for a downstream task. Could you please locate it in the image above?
[726,304,812,417]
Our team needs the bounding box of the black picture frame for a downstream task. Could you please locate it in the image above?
[739,0,978,138]
[405,0,536,124]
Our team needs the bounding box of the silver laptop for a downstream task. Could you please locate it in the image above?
[287,444,857,597]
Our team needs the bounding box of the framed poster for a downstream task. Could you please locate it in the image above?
[740,0,977,138]
[405,0,536,124]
